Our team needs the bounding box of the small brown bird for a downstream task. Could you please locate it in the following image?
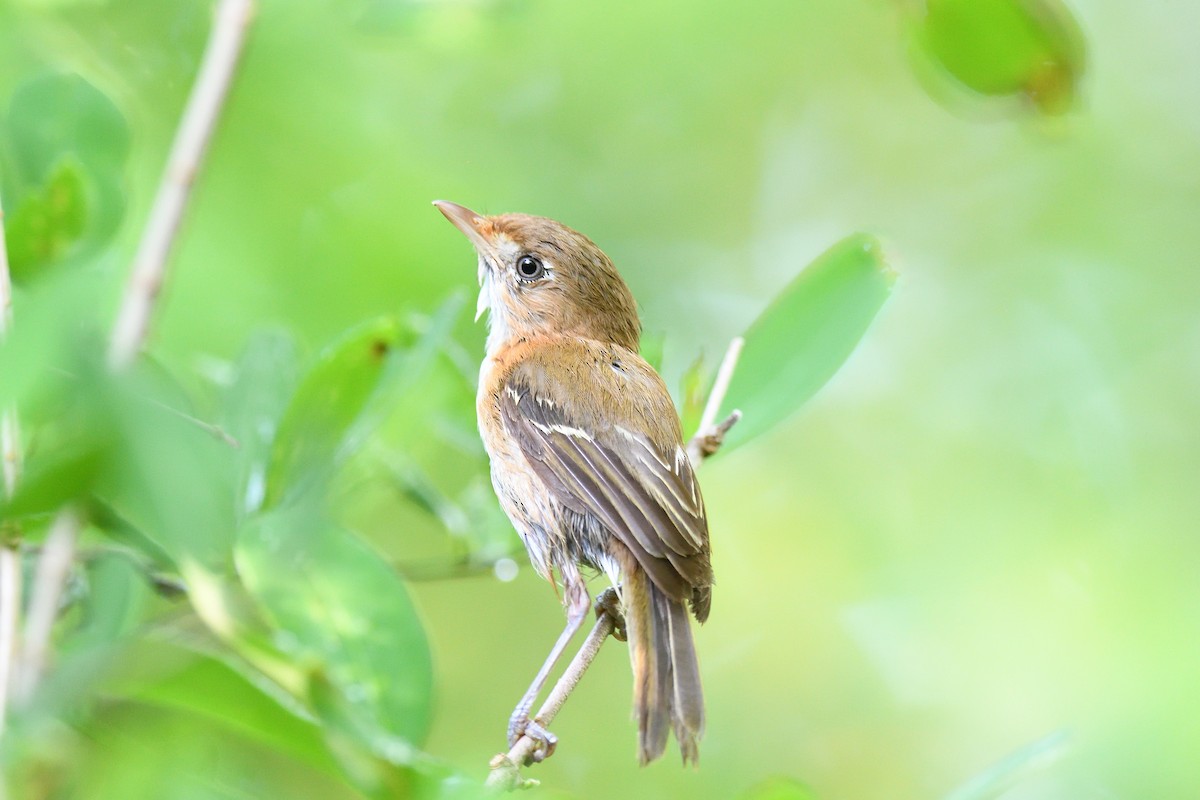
[434,201,712,765]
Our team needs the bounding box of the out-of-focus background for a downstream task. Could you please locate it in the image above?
[1,0,1198,798]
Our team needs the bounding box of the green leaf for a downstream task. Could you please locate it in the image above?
[0,270,103,412]
[67,554,152,650]
[93,365,239,567]
[264,294,464,508]
[3,72,130,184]
[914,0,1085,114]
[108,638,343,779]
[236,506,434,756]
[4,157,88,278]
[943,729,1071,800]
[741,778,819,800]
[264,317,405,508]
[0,423,110,524]
[221,330,302,517]
[720,234,895,448]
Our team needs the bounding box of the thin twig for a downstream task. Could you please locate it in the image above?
[13,509,81,703]
[0,188,20,499]
[108,0,256,370]
[13,0,257,706]
[486,614,615,791]
[686,336,744,465]
[485,337,746,790]
[0,547,18,739]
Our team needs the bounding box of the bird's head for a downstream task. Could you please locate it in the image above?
[434,201,640,354]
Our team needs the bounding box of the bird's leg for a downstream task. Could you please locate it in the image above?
[507,575,590,755]
[594,585,627,642]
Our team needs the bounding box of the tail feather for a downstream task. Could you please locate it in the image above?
[623,563,705,765]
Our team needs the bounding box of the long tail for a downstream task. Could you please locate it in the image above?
[623,563,705,765]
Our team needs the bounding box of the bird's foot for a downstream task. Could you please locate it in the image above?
[508,712,558,764]
[594,586,627,642]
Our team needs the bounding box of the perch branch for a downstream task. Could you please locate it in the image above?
[485,337,744,790]
[14,0,257,705]
[486,614,615,791]
[108,0,256,370]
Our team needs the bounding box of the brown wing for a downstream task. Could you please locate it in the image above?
[499,375,712,620]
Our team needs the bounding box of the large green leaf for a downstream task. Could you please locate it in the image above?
[1,74,129,278]
[264,317,406,508]
[719,233,895,448]
[107,638,343,779]
[236,506,434,757]
[3,72,130,183]
[914,0,1085,115]
[264,294,464,508]
[221,330,302,518]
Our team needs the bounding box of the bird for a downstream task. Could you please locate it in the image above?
[434,200,712,766]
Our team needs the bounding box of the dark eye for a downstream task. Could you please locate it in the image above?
[516,254,545,281]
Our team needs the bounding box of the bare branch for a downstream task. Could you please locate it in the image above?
[108,0,256,369]
[0,547,19,738]
[13,509,82,704]
[0,189,21,499]
[486,613,615,791]
[686,336,744,465]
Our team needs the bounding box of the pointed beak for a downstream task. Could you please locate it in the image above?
[433,200,496,254]
[434,200,499,322]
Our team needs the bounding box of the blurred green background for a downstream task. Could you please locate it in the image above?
[2,0,1198,798]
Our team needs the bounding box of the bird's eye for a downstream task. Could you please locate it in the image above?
[516,254,545,281]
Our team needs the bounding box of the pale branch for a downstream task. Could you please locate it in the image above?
[14,0,257,707]
[0,547,18,738]
[485,337,745,791]
[0,194,19,501]
[13,509,81,704]
[486,613,615,791]
[686,335,744,465]
[108,0,256,370]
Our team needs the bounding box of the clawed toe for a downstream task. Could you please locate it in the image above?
[594,586,627,641]
[508,714,558,764]
[521,719,558,763]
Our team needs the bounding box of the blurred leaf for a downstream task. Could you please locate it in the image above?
[222,330,302,517]
[94,365,238,567]
[110,638,344,780]
[914,0,1085,114]
[236,506,434,755]
[720,233,895,448]
[0,270,103,412]
[265,294,464,508]
[679,352,708,438]
[3,72,130,184]
[944,729,1072,800]
[741,777,819,800]
[0,74,129,279]
[68,553,152,650]
[5,156,88,278]
[0,423,109,524]
[264,317,404,508]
